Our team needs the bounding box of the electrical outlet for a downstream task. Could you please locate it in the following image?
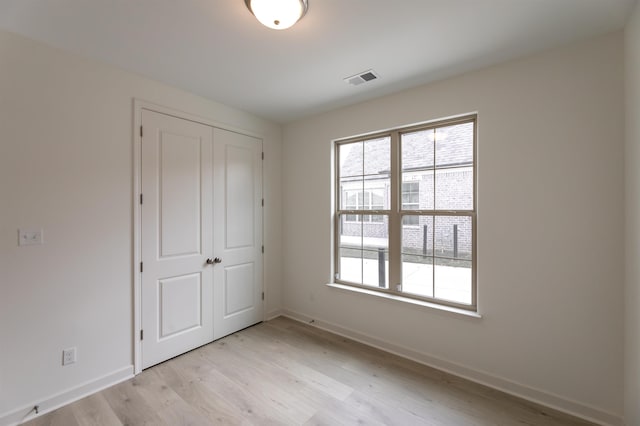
[18,229,43,246]
[62,347,76,366]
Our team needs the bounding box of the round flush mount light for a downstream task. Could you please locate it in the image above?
[245,0,308,30]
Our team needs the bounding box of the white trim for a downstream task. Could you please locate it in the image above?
[132,99,267,374]
[133,99,266,140]
[265,309,283,321]
[132,99,142,375]
[278,309,621,426]
[0,366,133,426]
[327,282,482,318]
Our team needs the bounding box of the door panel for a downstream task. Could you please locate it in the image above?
[225,145,255,249]
[141,109,213,369]
[159,273,202,338]
[213,128,263,339]
[159,133,202,257]
[224,263,255,315]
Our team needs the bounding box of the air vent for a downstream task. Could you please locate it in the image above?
[344,69,380,86]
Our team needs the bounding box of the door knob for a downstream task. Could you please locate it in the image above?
[206,257,222,265]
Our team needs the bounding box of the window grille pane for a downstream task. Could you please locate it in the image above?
[402,256,434,298]
[340,179,363,210]
[339,247,362,283]
[434,258,472,305]
[402,215,434,297]
[339,142,363,178]
[402,215,433,252]
[345,191,357,208]
[434,216,472,260]
[357,191,367,206]
[402,130,434,171]
[364,181,388,206]
[362,248,389,289]
[401,181,420,213]
[361,218,389,288]
[364,137,390,176]
[434,122,473,167]
[338,214,363,283]
[402,173,433,210]
[403,215,419,226]
[402,181,420,225]
[371,191,384,208]
[435,167,473,210]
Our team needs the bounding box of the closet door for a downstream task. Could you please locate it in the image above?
[140,110,214,369]
[212,128,264,339]
[139,109,263,369]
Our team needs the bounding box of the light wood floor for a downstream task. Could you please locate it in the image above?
[24,317,594,426]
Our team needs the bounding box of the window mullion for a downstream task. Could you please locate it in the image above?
[360,142,365,283]
[432,128,437,298]
[388,131,401,292]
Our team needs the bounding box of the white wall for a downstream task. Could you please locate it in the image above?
[283,33,624,423]
[625,2,640,425]
[0,29,283,421]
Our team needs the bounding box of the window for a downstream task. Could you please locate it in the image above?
[335,115,476,310]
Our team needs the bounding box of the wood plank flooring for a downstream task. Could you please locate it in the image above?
[23,317,594,426]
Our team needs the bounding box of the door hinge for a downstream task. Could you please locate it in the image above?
[261,152,264,160]
[140,125,143,137]
[261,198,264,207]
[261,245,264,254]
[140,329,144,340]
[140,193,143,204]
[140,262,143,273]
[262,292,264,301]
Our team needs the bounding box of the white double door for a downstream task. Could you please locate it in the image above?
[140,109,263,369]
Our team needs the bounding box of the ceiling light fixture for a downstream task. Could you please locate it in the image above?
[245,0,308,30]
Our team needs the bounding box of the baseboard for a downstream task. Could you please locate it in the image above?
[279,309,622,426]
[0,366,134,426]
[265,308,283,321]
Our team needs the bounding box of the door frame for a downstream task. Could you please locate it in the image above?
[132,99,265,374]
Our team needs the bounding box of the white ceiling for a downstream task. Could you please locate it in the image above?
[0,0,635,123]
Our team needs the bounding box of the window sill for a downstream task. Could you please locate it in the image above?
[326,283,482,319]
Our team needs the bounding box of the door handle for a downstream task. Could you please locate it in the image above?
[206,257,222,265]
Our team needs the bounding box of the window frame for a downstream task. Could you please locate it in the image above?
[334,115,477,311]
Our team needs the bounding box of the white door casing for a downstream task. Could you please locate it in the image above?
[213,128,264,339]
[138,106,264,370]
[140,110,214,369]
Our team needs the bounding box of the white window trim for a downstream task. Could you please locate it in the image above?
[334,114,477,312]
[326,282,482,318]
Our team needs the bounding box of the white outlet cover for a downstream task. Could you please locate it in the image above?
[62,347,76,366]
[18,229,43,246]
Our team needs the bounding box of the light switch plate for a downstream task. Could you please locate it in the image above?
[18,229,43,246]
